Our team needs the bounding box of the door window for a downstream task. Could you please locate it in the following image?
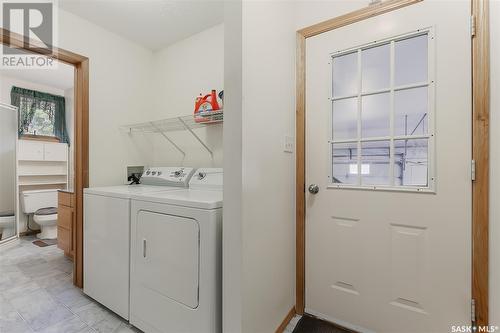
[330,30,434,191]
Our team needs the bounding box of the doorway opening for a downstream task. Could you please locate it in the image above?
[0,28,89,288]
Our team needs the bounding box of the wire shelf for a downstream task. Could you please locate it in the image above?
[121,110,223,157]
[122,110,223,134]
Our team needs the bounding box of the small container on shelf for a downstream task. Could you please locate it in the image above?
[194,90,222,123]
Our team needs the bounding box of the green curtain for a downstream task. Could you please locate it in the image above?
[11,86,69,144]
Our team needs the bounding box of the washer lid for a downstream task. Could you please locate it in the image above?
[84,185,182,199]
[132,189,222,209]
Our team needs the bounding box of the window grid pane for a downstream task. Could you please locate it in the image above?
[361,141,391,186]
[330,31,431,190]
[332,51,358,98]
[332,98,358,141]
[332,142,358,185]
[362,43,390,92]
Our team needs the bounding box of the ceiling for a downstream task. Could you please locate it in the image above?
[59,0,225,51]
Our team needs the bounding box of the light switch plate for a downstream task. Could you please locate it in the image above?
[284,136,294,153]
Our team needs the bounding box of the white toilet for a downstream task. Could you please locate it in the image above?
[0,212,16,240]
[21,189,58,239]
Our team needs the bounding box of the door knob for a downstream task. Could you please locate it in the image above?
[308,184,319,194]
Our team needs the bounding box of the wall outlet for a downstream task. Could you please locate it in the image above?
[284,136,294,153]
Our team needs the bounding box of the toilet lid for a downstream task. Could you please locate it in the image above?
[35,207,57,216]
[0,211,14,217]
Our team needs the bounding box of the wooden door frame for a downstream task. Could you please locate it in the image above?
[295,0,489,327]
[0,28,89,288]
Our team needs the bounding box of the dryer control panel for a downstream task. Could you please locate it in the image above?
[189,168,223,191]
[140,167,195,187]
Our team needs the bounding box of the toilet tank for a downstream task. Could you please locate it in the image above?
[21,189,58,214]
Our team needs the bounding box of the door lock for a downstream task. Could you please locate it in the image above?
[308,184,319,194]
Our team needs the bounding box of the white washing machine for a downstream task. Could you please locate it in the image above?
[129,168,223,333]
[83,167,195,320]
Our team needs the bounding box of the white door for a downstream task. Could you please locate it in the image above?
[305,2,471,332]
[134,211,199,309]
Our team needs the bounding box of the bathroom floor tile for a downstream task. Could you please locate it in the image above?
[1,280,41,301]
[92,315,123,333]
[19,260,61,279]
[37,315,88,333]
[11,289,73,331]
[114,322,143,333]
[73,303,114,327]
[34,271,71,289]
[0,310,33,333]
[0,270,31,292]
[51,287,93,310]
[77,327,97,333]
[45,278,75,296]
[0,294,15,315]
[1,237,141,333]
[16,257,47,271]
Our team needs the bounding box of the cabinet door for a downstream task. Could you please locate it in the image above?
[58,205,73,229]
[57,226,71,253]
[44,143,68,161]
[57,205,73,254]
[18,140,44,161]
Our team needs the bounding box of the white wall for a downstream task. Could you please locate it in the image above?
[60,10,223,185]
[489,0,499,326]
[239,1,297,332]
[57,9,155,186]
[223,2,369,332]
[295,0,366,29]
[223,1,243,332]
[150,24,224,168]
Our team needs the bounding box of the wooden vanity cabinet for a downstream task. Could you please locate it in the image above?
[58,191,75,259]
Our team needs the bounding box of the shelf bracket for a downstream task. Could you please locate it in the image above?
[149,122,186,156]
[178,117,214,157]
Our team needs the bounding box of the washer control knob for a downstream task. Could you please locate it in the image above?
[152,171,157,176]
[157,171,162,176]
[198,172,206,180]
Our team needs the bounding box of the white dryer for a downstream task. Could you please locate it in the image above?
[83,167,195,320]
[129,168,223,333]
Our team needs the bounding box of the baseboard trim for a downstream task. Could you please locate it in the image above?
[276,306,296,333]
[20,230,38,237]
[305,308,374,333]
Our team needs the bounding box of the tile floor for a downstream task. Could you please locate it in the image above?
[0,236,141,333]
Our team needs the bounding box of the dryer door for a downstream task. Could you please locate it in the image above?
[135,211,200,309]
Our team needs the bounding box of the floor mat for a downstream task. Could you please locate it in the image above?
[292,315,355,333]
[32,239,58,247]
